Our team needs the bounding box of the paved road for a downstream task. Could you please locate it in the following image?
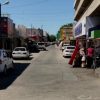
[0,46,100,100]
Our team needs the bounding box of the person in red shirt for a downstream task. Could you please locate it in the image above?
[87,46,94,68]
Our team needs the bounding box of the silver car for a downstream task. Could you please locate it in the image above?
[0,49,14,74]
[12,47,30,59]
[37,42,46,50]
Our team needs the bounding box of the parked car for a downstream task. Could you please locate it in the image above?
[62,43,70,51]
[26,42,39,53]
[0,49,14,74]
[12,47,30,59]
[63,45,75,57]
[37,42,46,50]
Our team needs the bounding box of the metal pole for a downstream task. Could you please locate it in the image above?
[31,24,32,38]
[0,3,1,17]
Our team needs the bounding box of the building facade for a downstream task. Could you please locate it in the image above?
[43,31,48,42]
[0,17,15,50]
[17,25,27,39]
[74,0,100,47]
[57,26,73,43]
[26,28,42,42]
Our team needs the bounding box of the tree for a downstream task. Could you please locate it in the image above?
[60,23,73,30]
[49,35,56,42]
[47,34,51,42]
[56,31,62,40]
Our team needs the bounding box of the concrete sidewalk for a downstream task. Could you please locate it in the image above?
[94,68,100,77]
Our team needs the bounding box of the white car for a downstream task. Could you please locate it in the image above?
[12,47,30,59]
[37,42,46,50]
[62,44,70,51]
[63,46,75,57]
[0,49,14,74]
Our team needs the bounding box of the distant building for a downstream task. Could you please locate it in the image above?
[60,26,73,43]
[17,25,27,39]
[0,17,13,37]
[43,31,48,42]
[26,28,41,42]
[0,17,15,50]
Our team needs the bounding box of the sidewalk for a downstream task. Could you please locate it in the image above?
[94,68,100,77]
[57,46,100,79]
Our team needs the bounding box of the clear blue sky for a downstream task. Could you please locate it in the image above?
[1,0,74,35]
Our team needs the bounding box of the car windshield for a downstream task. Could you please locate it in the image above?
[38,43,44,45]
[66,47,75,49]
[63,44,69,46]
[14,48,26,51]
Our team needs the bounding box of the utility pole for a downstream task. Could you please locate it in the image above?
[0,3,1,17]
[0,1,9,48]
[31,24,32,38]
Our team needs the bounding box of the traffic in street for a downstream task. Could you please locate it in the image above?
[0,0,100,100]
[0,45,100,100]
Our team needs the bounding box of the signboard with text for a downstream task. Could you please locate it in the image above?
[74,18,86,38]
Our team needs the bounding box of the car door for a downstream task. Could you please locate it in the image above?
[3,51,12,69]
[3,50,9,68]
[6,51,13,68]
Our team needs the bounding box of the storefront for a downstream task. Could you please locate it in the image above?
[74,16,100,47]
[73,18,86,48]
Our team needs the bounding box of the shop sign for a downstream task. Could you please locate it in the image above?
[91,30,100,38]
[75,23,82,36]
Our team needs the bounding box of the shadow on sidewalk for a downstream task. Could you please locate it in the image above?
[0,62,30,90]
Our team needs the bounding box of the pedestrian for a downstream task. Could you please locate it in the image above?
[95,45,100,56]
[73,52,82,67]
[79,48,86,68]
[86,46,94,68]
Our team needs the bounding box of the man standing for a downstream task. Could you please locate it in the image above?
[87,46,94,68]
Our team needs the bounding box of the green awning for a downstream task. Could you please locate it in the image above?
[91,30,100,38]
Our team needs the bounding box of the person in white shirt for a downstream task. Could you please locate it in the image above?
[79,48,86,68]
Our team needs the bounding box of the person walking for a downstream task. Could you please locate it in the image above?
[87,46,94,68]
[79,48,86,68]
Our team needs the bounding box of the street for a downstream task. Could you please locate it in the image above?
[0,45,100,100]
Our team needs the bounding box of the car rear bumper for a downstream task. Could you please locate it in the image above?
[63,53,72,57]
[12,54,29,58]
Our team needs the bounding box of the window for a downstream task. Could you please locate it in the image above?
[14,48,26,51]
[67,47,75,49]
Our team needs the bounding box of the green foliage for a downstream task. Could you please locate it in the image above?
[56,31,61,40]
[60,23,73,30]
[49,35,56,42]
[56,23,73,40]
[58,23,73,31]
